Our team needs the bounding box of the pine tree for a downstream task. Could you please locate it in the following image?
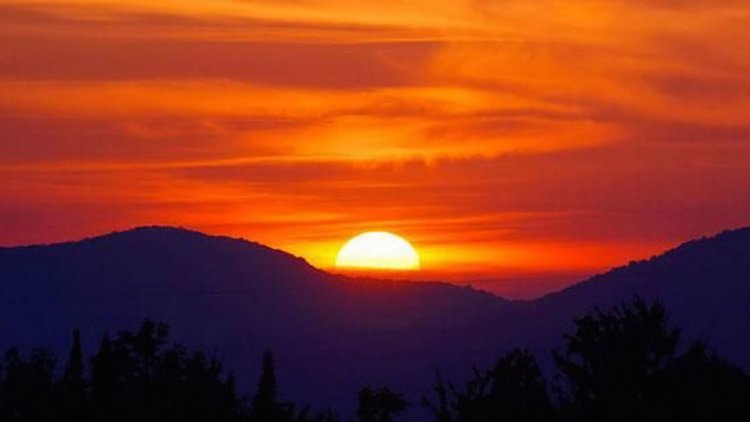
[58,328,88,420]
[91,335,119,420]
[250,350,280,422]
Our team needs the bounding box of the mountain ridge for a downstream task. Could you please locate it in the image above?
[7,224,749,301]
[1,225,749,415]
[0,225,317,273]
[539,226,750,300]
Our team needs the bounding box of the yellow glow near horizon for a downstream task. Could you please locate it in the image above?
[335,232,420,270]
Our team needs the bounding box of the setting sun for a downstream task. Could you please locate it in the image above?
[335,232,420,270]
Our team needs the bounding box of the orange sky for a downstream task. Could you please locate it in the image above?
[1,0,750,298]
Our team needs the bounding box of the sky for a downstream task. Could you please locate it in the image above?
[1,0,750,298]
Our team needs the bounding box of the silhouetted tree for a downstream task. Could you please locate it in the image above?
[90,334,118,420]
[452,348,551,422]
[57,328,88,420]
[424,349,552,422]
[423,371,452,422]
[553,298,679,421]
[0,321,244,421]
[357,385,407,422]
[3,307,750,422]
[250,350,297,422]
[649,342,750,420]
[88,320,241,422]
[0,348,56,422]
[251,349,278,421]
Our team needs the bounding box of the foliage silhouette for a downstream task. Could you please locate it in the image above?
[424,349,551,422]
[453,348,551,422]
[357,385,407,422]
[88,320,240,421]
[648,341,750,420]
[2,299,750,421]
[423,371,452,422]
[58,328,87,420]
[553,298,679,420]
[0,348,56,422]
[554,297,750,421]
[422,298,750,422]
[249,350,297,422]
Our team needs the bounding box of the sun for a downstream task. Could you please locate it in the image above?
[335,232,420,271]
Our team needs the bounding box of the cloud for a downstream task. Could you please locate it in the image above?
[1,0,750,286]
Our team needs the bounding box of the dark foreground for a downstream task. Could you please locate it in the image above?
[2,298,749,421]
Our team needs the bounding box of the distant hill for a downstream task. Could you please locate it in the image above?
[0,226,515,415]
[528,227,750,367]
[1,226,749,416]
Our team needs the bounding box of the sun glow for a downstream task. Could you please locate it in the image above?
[335,232,420,270]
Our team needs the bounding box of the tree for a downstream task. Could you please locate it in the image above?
[0,348,56,422]
[423,371,452,422]
[90,334,119,420]
[357,385,407,422]
[89,320,241,422]
[57,328,88,420]
[250,350,295,422]
[425,349,552,422]
[452,348,551,422]
[553,298,680,421]
[649,342,750,420]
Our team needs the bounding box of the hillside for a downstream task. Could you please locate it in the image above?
[0,226,513,414]
[1,226,749,414]
[527,227,750,367]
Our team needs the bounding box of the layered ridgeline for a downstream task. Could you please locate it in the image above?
[0,227,515,413]
[1,226,749,413]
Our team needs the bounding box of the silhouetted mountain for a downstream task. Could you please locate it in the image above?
[0,226,515,416]
[526,227,750,368]
[1,226,749,417]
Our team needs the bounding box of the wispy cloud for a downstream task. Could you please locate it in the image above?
[1,0,749,291]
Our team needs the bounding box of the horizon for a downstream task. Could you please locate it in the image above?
[3,223,746,300]
[0,223,587,299]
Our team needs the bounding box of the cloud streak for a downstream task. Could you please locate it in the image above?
[1,0,749,296]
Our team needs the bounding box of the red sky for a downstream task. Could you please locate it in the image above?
[1,0,750,298]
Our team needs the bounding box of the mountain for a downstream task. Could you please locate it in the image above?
[0,226,515,415]
[528,227,750,366]
[1,226,749,416]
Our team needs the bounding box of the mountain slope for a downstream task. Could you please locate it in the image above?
[1,226,749,415]
[528,227,750,367]
[0,226,513,414]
